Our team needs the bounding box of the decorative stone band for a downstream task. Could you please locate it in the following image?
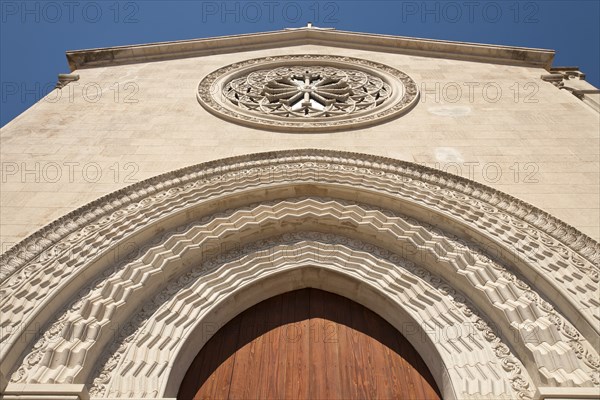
[88,233,535,399]
[0,150,598,394]
[197,55,419,132]
[8,200,598,398]
[1,150,597,281]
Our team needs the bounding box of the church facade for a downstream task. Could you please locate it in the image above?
[1,27,599,399]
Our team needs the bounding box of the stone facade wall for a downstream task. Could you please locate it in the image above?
[1,43,598,249]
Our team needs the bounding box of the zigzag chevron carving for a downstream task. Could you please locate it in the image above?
[9,200,599,397]
[1,150,599,398]
[95,236,526,398]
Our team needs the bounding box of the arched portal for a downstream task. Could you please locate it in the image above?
[177,288,442,400]
[1,150,598,400]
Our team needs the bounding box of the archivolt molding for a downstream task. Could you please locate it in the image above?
[1,150,597,283]
[90,233,532,399]
[8,199,599,397]
[1,150,599,396]
[0,152,597,352]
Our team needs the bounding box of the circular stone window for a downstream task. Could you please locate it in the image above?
[197,55,419,132]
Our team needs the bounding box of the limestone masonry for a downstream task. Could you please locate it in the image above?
[1,27,598,400]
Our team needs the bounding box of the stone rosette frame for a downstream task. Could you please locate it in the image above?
[197,55,420,132]
[0,150,598,400]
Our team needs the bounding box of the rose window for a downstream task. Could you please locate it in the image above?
[197,55,419,132]
[223,66,392,118]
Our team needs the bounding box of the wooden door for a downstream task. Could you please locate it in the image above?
[178,288,442,399]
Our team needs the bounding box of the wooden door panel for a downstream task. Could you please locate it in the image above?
[178,289,442,400]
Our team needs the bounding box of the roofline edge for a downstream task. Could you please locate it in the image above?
[65,28,556,71]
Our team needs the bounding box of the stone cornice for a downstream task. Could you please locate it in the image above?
[65,27,555,71]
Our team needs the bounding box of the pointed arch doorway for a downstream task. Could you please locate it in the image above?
[178,288,442,399]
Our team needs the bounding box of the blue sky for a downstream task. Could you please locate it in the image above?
[1,0,599,127]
